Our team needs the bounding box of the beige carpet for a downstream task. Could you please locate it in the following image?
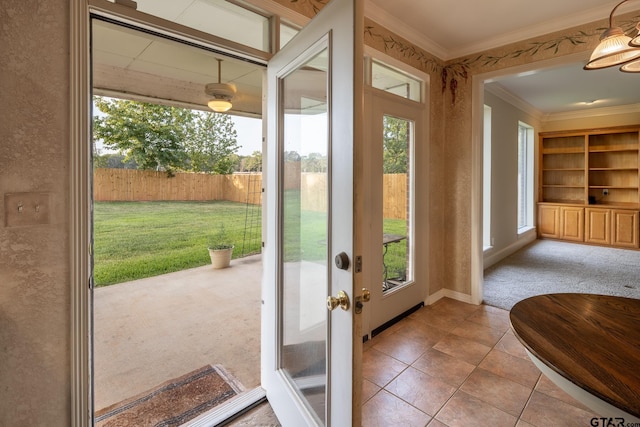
[483,239,640,310]
[95,364,244,427]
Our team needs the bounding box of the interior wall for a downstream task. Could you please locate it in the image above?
[482,91,540,267]
[0,0,71,425]
[441,12,638,300]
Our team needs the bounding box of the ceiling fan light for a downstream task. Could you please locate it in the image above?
[204,83,236,112]
[208,98,233,112]
[204,59,236,112]
[584,27,640,70]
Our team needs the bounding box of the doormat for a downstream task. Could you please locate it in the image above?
[95,364,244,427]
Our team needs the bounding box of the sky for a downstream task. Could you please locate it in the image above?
[231,115,262,156]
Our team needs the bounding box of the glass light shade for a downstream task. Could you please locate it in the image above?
[630,23,640,47]
[621,57,640,72]
[584,27,640,69]
[208,99,232,112]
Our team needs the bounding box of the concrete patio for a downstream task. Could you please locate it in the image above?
[93,254,262,412]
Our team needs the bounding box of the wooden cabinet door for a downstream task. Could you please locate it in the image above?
[538,205,560,238]
[585,208,611,245]
[560,206,584,242]
[612,209,639,248]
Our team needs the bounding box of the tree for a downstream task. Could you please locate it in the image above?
[243,151,262,172]
[93,152,138,169]
[284,151,301,162]
[93,96,241,176]
[383,116,409,174]
[183,112,240,175]
[302,152,327,172]
[93,97,192,176]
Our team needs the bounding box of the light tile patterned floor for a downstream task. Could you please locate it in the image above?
[361,298,599,427]
[231,298,599,426]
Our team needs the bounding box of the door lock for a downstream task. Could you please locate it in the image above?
[354,288,370,314]
[327,290,350,311]
[334,252,350,270]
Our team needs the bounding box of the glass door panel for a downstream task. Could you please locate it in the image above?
[280,48,329,424]
[263,0,361,424]
[382,115,414,294]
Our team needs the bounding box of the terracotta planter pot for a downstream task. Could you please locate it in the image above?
[208,246,233,269]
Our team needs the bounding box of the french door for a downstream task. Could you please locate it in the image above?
[262,0,364,425]
[363,89,426,335]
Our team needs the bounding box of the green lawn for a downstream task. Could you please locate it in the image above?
[383,218,408,281]
[93,201,261,286]
[93,199,406,287]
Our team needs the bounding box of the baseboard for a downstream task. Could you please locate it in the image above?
[425,232,538,307]
[483,230,537,269]
[370,302,424,338]
[425,288,476,306]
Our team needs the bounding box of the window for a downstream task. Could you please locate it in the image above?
[382,115,414,293]
[371,60,421,102]
[129,0,272,52]
[483,105,492,248]
[279,22,299,49]
[518,122,534,231]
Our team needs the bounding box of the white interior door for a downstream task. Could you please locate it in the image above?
[262,0,364,425]
[364,90,426,335]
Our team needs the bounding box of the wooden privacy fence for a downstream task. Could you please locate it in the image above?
[94,168,408,219]
[94,169,263,204]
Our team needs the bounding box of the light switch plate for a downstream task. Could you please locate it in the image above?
[4,192,50,227]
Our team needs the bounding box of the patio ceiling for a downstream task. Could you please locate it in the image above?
[92,18,265,117]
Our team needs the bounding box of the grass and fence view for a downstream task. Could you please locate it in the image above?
[93,200,262,286]
[93,169,409,287]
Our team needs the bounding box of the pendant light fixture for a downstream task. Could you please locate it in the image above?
[584,0,640,71]
[205,59,236,112]
[621,22,640,71]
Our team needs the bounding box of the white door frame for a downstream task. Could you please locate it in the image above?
[69,0,294,425]
[262,0,365,424]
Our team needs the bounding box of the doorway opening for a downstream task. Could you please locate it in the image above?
[90,14,266,425]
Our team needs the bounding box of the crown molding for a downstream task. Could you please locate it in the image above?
[543,103,640,122]
[485,82,640,123]
[364,0,448,59]
[448,4,622,59]
[484,83,543,121]
[365,1,640,61]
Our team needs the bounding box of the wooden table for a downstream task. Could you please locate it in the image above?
[510,294,640,421]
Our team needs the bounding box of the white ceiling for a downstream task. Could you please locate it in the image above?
[94,0,640,116]
[367,0,640,116]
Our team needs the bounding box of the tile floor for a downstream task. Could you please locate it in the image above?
[231,297,600,426]
[360,298,598,426]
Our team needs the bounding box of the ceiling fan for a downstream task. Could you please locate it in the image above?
[205,58,236,112]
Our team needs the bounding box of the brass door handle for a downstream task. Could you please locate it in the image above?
[355,288,370,314]
[327,290,350,311]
